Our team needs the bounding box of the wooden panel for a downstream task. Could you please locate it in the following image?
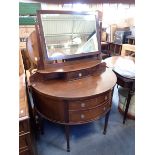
[121,44,135,56]
[19,148,30,155]
[19,119,29,135]
[69,101,111,123]
[19,74,29,120]
[19,73,37,155]
[69,91,110,111]
[32,89,65,123]
[19,50,24,76]
[19,134,29,149]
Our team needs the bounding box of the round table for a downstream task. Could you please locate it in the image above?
[103,56,135,124]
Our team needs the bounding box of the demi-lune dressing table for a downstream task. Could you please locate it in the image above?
[27,10,117,152]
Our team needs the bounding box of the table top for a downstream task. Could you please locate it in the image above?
[31,68,117,99]
[103,56,135,79]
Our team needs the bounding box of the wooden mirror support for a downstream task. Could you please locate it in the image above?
[27,10,117,152]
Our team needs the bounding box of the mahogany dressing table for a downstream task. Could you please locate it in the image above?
[26,10,117,152]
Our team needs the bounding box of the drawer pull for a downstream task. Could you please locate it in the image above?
[105,96,108,100]
[20,110,24,114]
[81,114,85,119]
[81,103,85,107]
[79,73,82,77]
[104,107,106,111]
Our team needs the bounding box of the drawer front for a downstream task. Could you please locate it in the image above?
[69,101,111,123]
[19,148,30,155]
[69,91,111,111]
[66,70,88,80]
[64,63,106,81]
[19,134,30,149]
[19,119,29,135]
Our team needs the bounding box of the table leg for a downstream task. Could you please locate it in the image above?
[103,110,111,135]
[40,116,44,135]
[65,125,70,152]
[123,90,132,124]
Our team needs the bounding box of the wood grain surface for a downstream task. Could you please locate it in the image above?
[30,68,116,99]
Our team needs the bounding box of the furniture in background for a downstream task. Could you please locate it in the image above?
[19,2,41,26]
[19,2,41,70]
[101,42,122,58]
[113,70,135,124]
[103,56,135,124]
[26,10,117,152]
[100,29,110,59]
[118,86,135,120]
[19,51,37,155]
[108,42,122,56]
[113,29,131,44]
[121,44,135,56]
[126,35,135,45]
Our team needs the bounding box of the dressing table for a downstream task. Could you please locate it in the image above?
[27,10,117,152]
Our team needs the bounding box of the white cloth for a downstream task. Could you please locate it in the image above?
[113,57,135,79]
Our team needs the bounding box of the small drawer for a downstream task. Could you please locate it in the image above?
[69,102,111,123]
[19,119,29,135]
[19,134,29,149]
[69,91,111,111]
[65,70,88,80]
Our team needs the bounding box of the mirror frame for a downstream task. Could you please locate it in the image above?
[36,10,101,66]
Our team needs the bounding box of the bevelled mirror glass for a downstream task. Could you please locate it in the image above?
[38,11,99,61]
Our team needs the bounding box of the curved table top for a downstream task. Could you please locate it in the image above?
[31,68,117,100]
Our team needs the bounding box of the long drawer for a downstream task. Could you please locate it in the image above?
[69,91,111,111]
[19,148,31,155]
[19,133,30,149]
[69,101,111,123]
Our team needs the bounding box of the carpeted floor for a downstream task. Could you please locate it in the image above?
[36,86,135,155]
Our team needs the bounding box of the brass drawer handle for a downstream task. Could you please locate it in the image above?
[105,96,108,100]
[81,103,85,107]
[81,114,85,119]
[79,73,82,77]
[104,107,106,111]
[20,110,24,114]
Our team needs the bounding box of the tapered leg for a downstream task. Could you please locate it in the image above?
[123,91,132,124]
[35,112,44,135]
[103,110,111,135]
[65,125,70,152]
[40,116,44,135]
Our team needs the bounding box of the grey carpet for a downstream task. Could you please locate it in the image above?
[36,86,135,155]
